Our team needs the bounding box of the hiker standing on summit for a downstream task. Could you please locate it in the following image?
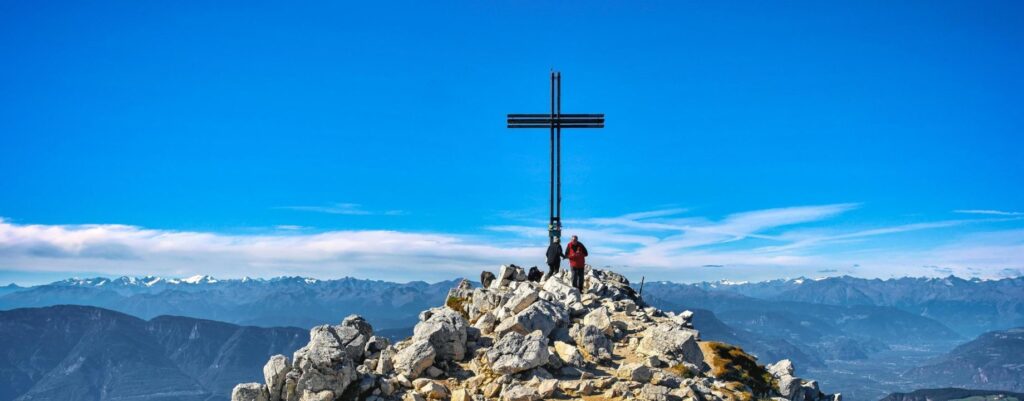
[545,237,565,280]
[566,235,588,291]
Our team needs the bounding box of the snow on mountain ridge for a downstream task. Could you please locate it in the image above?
[181,275,217,284]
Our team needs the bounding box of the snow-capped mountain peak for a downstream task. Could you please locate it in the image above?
[181,275,218,284]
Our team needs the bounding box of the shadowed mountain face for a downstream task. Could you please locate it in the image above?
[0,284,23,297]
[0,305,307,401]
[0,276,460,330]
[640,281,968,401]
[904,328,1024,393]
[688,276,1024,338]
[641,282,962,352]
[879,388,1024,401]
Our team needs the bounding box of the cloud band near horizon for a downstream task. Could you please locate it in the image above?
[1,204,1022,285]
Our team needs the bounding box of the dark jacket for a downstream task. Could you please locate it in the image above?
[546,242,565,266]
[567,240,588,269]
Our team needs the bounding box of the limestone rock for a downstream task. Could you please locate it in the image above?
[483,382,502,398]
[767,359,795,378]
[232,383,269,401]
[501,384,541,401]
[506,285,539,314]
[262,355,290,401]
[777,375,801,398]
[425,365,444,378]
[577,380,596,395]
[473,311,497,335]
[290,324,359,398]
[616,362,653,383]
[495,264,526,288]
[541,277,580,307]
[393,339,436,378]
[583,306,613,334]
[636,323,703,367]
[416,380,449,399]
[486,330,551,375]
[450,388,472,401]
[376,346,395,375]
[364,335,390,358]
[494,298,568,338]
[553,341,585,367]
[637,384,673,401]
[572,324,613,362]
[537,379,558,398]
[413,307,468,361]
[468,289,503,324]
[403,393,425,401]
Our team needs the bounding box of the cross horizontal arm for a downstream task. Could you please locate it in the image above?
[507,113,605,129]
[508,118,604,124]
[508,124,604,128]
[507,113,604,118]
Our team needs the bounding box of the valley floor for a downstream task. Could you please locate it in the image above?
[804,341,961,401]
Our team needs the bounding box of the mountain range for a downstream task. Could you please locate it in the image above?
[1,273,1023,401]
[0,275,459,329]
[683,275,1024,338]
[0,305,307,401]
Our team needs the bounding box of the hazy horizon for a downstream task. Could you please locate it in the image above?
[3,264,1022,288]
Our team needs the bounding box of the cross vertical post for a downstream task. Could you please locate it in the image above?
[507,72,604,243]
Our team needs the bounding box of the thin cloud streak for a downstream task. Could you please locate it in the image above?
[278,203,405,216]
[755,219,978,253]
[1,203,1022,283]
[954,209,1023,216]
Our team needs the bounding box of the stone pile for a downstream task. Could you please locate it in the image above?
[232,265,841,401]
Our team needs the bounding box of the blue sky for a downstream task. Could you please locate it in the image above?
[1,1,1022,285]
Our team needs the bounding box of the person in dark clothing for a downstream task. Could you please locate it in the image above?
[480,271,496,288]
[545,237,566,280]
[566,235,588,291]
[527,266,544,282]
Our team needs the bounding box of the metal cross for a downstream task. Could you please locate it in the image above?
[507,71,605,243]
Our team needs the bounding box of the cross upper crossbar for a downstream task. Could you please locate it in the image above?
[507,114,605,128]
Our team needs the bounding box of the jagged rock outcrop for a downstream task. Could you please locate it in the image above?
[485,330,550,375]
[412,307,468,361]
[264,355,291,401]
[234,265,841,401]
[767,359,842,401]
[232,383,270,401]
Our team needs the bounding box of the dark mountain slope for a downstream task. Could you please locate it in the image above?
[0,305,307,401]
[769,276,1024,337]
[879,388,1024,401]
[904,328,1024,392]
[0,277,460,330]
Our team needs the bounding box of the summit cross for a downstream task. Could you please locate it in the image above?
[506,71,605,243]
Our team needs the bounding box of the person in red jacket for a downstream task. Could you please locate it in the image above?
[565,235,589,291]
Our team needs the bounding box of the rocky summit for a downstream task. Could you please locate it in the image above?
[231,266,841,401]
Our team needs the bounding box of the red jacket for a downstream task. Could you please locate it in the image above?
[566,240,588,269]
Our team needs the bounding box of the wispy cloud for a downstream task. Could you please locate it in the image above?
[1,203,1022,284]
[954,209,1023,216]
[0,217,528,282]
[278,203,405,216]
[577,204,859,255]
[755,219,975,252]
